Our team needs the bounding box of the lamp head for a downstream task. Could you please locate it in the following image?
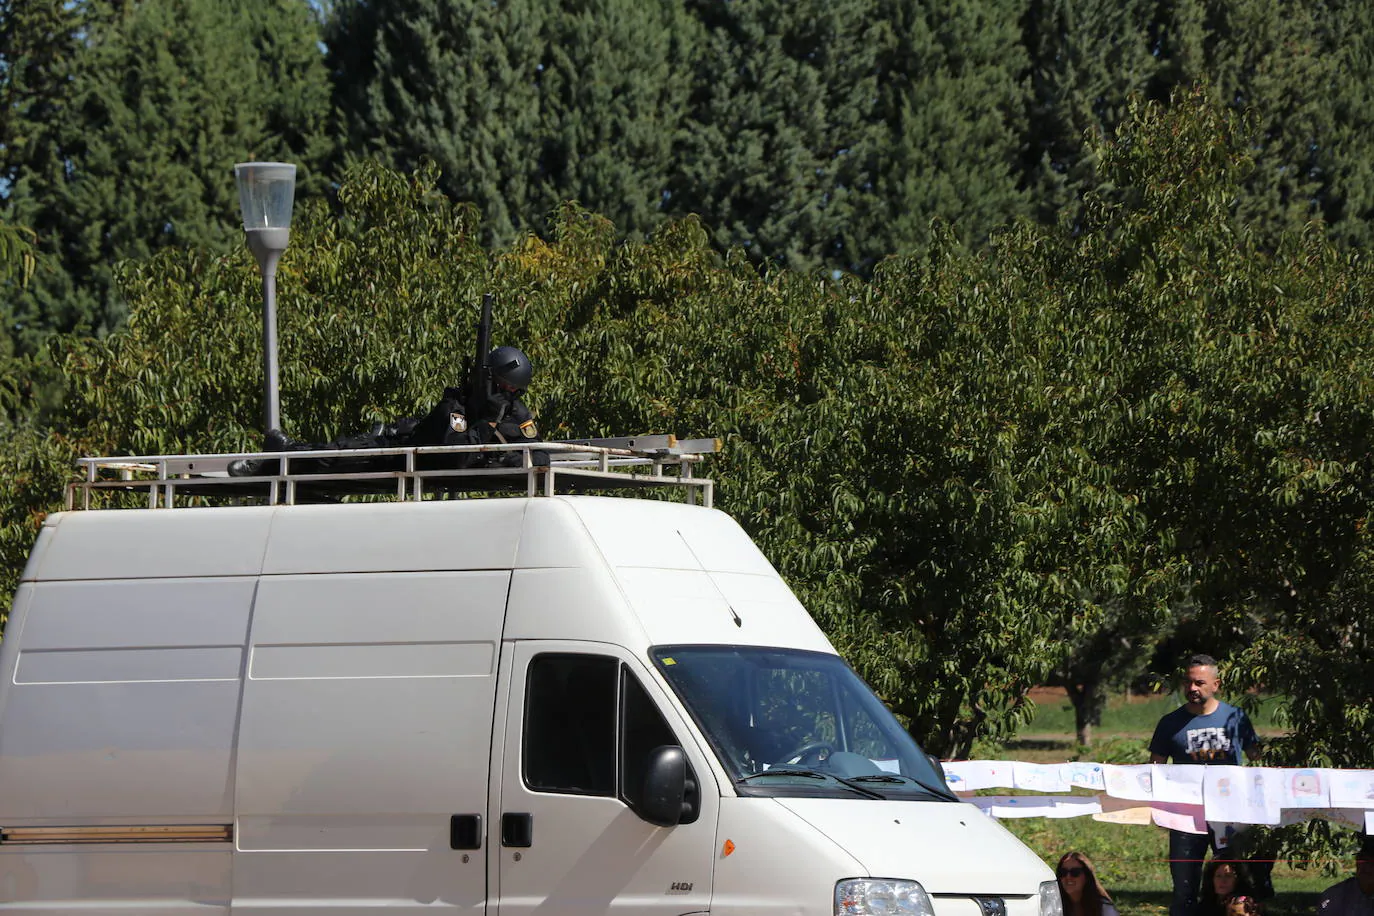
[234,162,296,232]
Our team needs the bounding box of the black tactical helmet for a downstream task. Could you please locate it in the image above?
[488,345,533,391]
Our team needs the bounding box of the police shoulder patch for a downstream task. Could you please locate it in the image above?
[449,412,468,433]
[520,419,538,439]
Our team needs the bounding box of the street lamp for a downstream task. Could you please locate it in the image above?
[234,161,296,436]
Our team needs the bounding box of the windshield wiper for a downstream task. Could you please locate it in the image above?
[738,768,885,799]
[848,773,959,801]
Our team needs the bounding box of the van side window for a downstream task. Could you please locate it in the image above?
[619,666,684,811]
[523,654,617,796]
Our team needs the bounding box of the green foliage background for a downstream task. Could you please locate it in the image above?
[3,89,1372,782]
[6,0,1374,344]
[0,1,1372,865]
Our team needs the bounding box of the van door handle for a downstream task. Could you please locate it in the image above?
[450,814,482,850]
[501,812,533,848]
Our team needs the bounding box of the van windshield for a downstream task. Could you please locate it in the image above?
[651,646,956,801]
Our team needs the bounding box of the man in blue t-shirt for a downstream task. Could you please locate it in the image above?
[1148,654,1264,916]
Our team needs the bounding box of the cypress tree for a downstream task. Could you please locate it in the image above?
[0,0,88,192]
[326,0,550,247]
[0,0,89,356]
[1317,0,1374,249]
[670,0,890,274]
[2,0,333,351]
[865,0,1032,261]
[1155,0,1335,247]
[1020,0,1160,229]
[537,0,701,241]
[328,0,700,247]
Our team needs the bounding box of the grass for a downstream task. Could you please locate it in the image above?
[998,810,1331,916]
[980,688,1337,916]
[1021,689,1288,739]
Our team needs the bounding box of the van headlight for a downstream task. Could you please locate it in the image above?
[835,878,936,916]
[1039,881,1064,916]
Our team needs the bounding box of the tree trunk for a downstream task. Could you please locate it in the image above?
[1064,677,1108,747]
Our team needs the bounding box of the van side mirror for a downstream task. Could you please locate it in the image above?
[638,745,698,827]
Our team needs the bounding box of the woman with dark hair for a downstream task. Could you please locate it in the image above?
[1199,856,1258,916]
[1056,851,1119,916]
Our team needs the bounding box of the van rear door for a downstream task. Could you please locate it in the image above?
[491,642,718,916]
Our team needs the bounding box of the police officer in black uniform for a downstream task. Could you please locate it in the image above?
[404,345,539,451]
[229,346,542,476]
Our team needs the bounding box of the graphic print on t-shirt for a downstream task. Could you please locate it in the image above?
[1149,700,1256,767]
[1185,726,1233,761]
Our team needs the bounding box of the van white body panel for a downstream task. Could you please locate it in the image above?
[709,797,864,915]
[0,576,250,821]
[29,507,274,580]
[262,500,524,574]
[774,798,1051,896]
[233,567,507,916]
[0,848,231,916]
[0,495,1052,915]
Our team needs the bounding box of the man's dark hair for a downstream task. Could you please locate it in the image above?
[1184,654,1219,671]
[1358,834,1374,861]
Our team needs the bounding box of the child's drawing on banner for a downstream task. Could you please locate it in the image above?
[1103,764,1154,801]
[969,796,1101,818]
[1280,768,1329,809]
[941,760,1014,791]
[1204,765,1281,825]
[1328,769,1374,808]
[1153,763,1205,804]
[1151,801,1206,834]
[1095,794,1154,825]
[1013,761,1071,792]
[1064,762,1106,790]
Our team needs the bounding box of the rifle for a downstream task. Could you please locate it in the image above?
[466,293,494,426]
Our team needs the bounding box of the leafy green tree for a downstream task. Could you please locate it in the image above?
[0,220,38,417]
[955,86,1374,754]
[3,0,334,352]
[1065,90,1374,785]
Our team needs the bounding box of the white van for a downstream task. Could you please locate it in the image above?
[0,441,1057,915]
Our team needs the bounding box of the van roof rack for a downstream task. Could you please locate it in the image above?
[67,436,720,511]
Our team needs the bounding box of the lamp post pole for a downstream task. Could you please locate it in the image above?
[234,162,296,436]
